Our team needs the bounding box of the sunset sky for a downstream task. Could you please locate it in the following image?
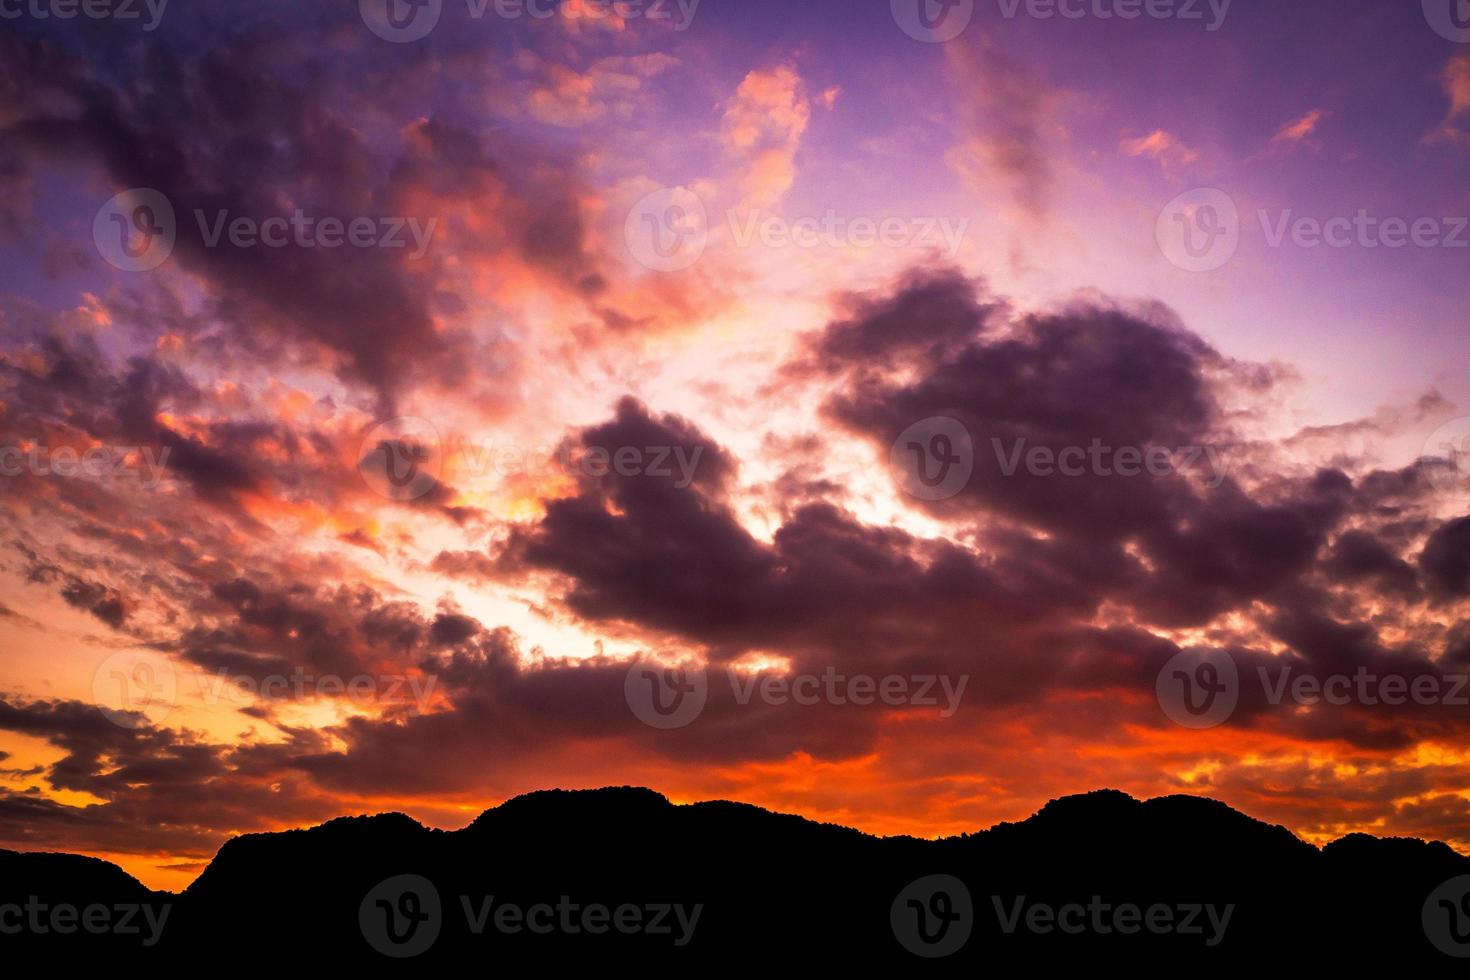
[3,0,1470,891]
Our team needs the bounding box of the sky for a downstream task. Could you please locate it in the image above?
[2,0,1470,891]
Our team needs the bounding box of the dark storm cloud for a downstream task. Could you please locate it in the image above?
[1324,529,1421,597]
[0,23,616,415]
[1422,516,1470,599]
[484,267,1470,758]
[0,30,440,413]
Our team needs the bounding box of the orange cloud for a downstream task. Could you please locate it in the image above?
[1120,130,1199,170]
[1429,54,1470,146]
[721,64,814,208]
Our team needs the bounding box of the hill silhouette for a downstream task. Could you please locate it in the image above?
[4,786,1468,968]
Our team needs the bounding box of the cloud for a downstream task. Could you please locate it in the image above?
[1268,108,1330,148]
[1430,55,1470,146]
[946,37,1062,217]
[1120,130,1199,171]
[720,63,816,208]
[513,52,680,127]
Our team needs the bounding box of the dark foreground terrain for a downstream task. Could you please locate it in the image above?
[4,786,1469,968]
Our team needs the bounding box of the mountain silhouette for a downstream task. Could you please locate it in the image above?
[4,786,1468,968]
